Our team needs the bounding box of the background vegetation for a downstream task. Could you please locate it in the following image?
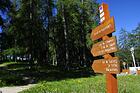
[117,24,140,68]
[0,0,99,71]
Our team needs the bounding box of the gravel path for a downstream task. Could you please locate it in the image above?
[0,84,36,93]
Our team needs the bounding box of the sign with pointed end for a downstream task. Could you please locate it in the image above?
[91,36,118,57]
[90,17,115,41]
[92,57,120,74]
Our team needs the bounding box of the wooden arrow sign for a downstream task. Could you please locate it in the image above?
[91,36,118,57]
[90,17,115,41]
[92,57,120,74]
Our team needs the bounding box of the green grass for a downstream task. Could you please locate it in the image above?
[118,75,140,93]
[1,62,140,93]
[20,75,106,93]
[19,75,140,93]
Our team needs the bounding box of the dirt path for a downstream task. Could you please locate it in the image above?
[0,84,36,93]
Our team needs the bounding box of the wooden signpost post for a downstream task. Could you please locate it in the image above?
[90,3,120,93]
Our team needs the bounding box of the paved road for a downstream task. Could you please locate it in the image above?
[0,84,36,93]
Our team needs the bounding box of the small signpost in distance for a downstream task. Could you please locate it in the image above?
[90,3,120,93]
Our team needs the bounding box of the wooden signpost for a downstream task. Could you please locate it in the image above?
[90,3,120,93]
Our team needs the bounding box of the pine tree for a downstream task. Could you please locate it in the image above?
[56,0,98,70]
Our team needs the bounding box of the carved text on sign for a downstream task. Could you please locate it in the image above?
[90,17,115,41]
[91,36,118,57]
[92,57,120,74]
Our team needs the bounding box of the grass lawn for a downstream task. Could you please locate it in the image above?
[1,62,140,93]
[20,75,140,93]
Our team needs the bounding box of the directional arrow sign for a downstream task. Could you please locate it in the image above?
[92,57,120,74]
[91,36,118,57]
[90,17,115,41]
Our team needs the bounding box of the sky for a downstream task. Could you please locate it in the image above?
[98,0,140,35]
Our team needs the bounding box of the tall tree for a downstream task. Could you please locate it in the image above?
[118,25,140,67]
[56,0,98,70]
[3,0,45,64]
[132,24,140,66]
[117,28,131,68]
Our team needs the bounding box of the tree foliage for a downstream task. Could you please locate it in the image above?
[118,24,140,67]
[1,0,99,71]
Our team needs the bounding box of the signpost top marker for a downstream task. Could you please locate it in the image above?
[99,3,110,24]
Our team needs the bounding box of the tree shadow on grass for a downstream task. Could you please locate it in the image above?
[0,62,96,86]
